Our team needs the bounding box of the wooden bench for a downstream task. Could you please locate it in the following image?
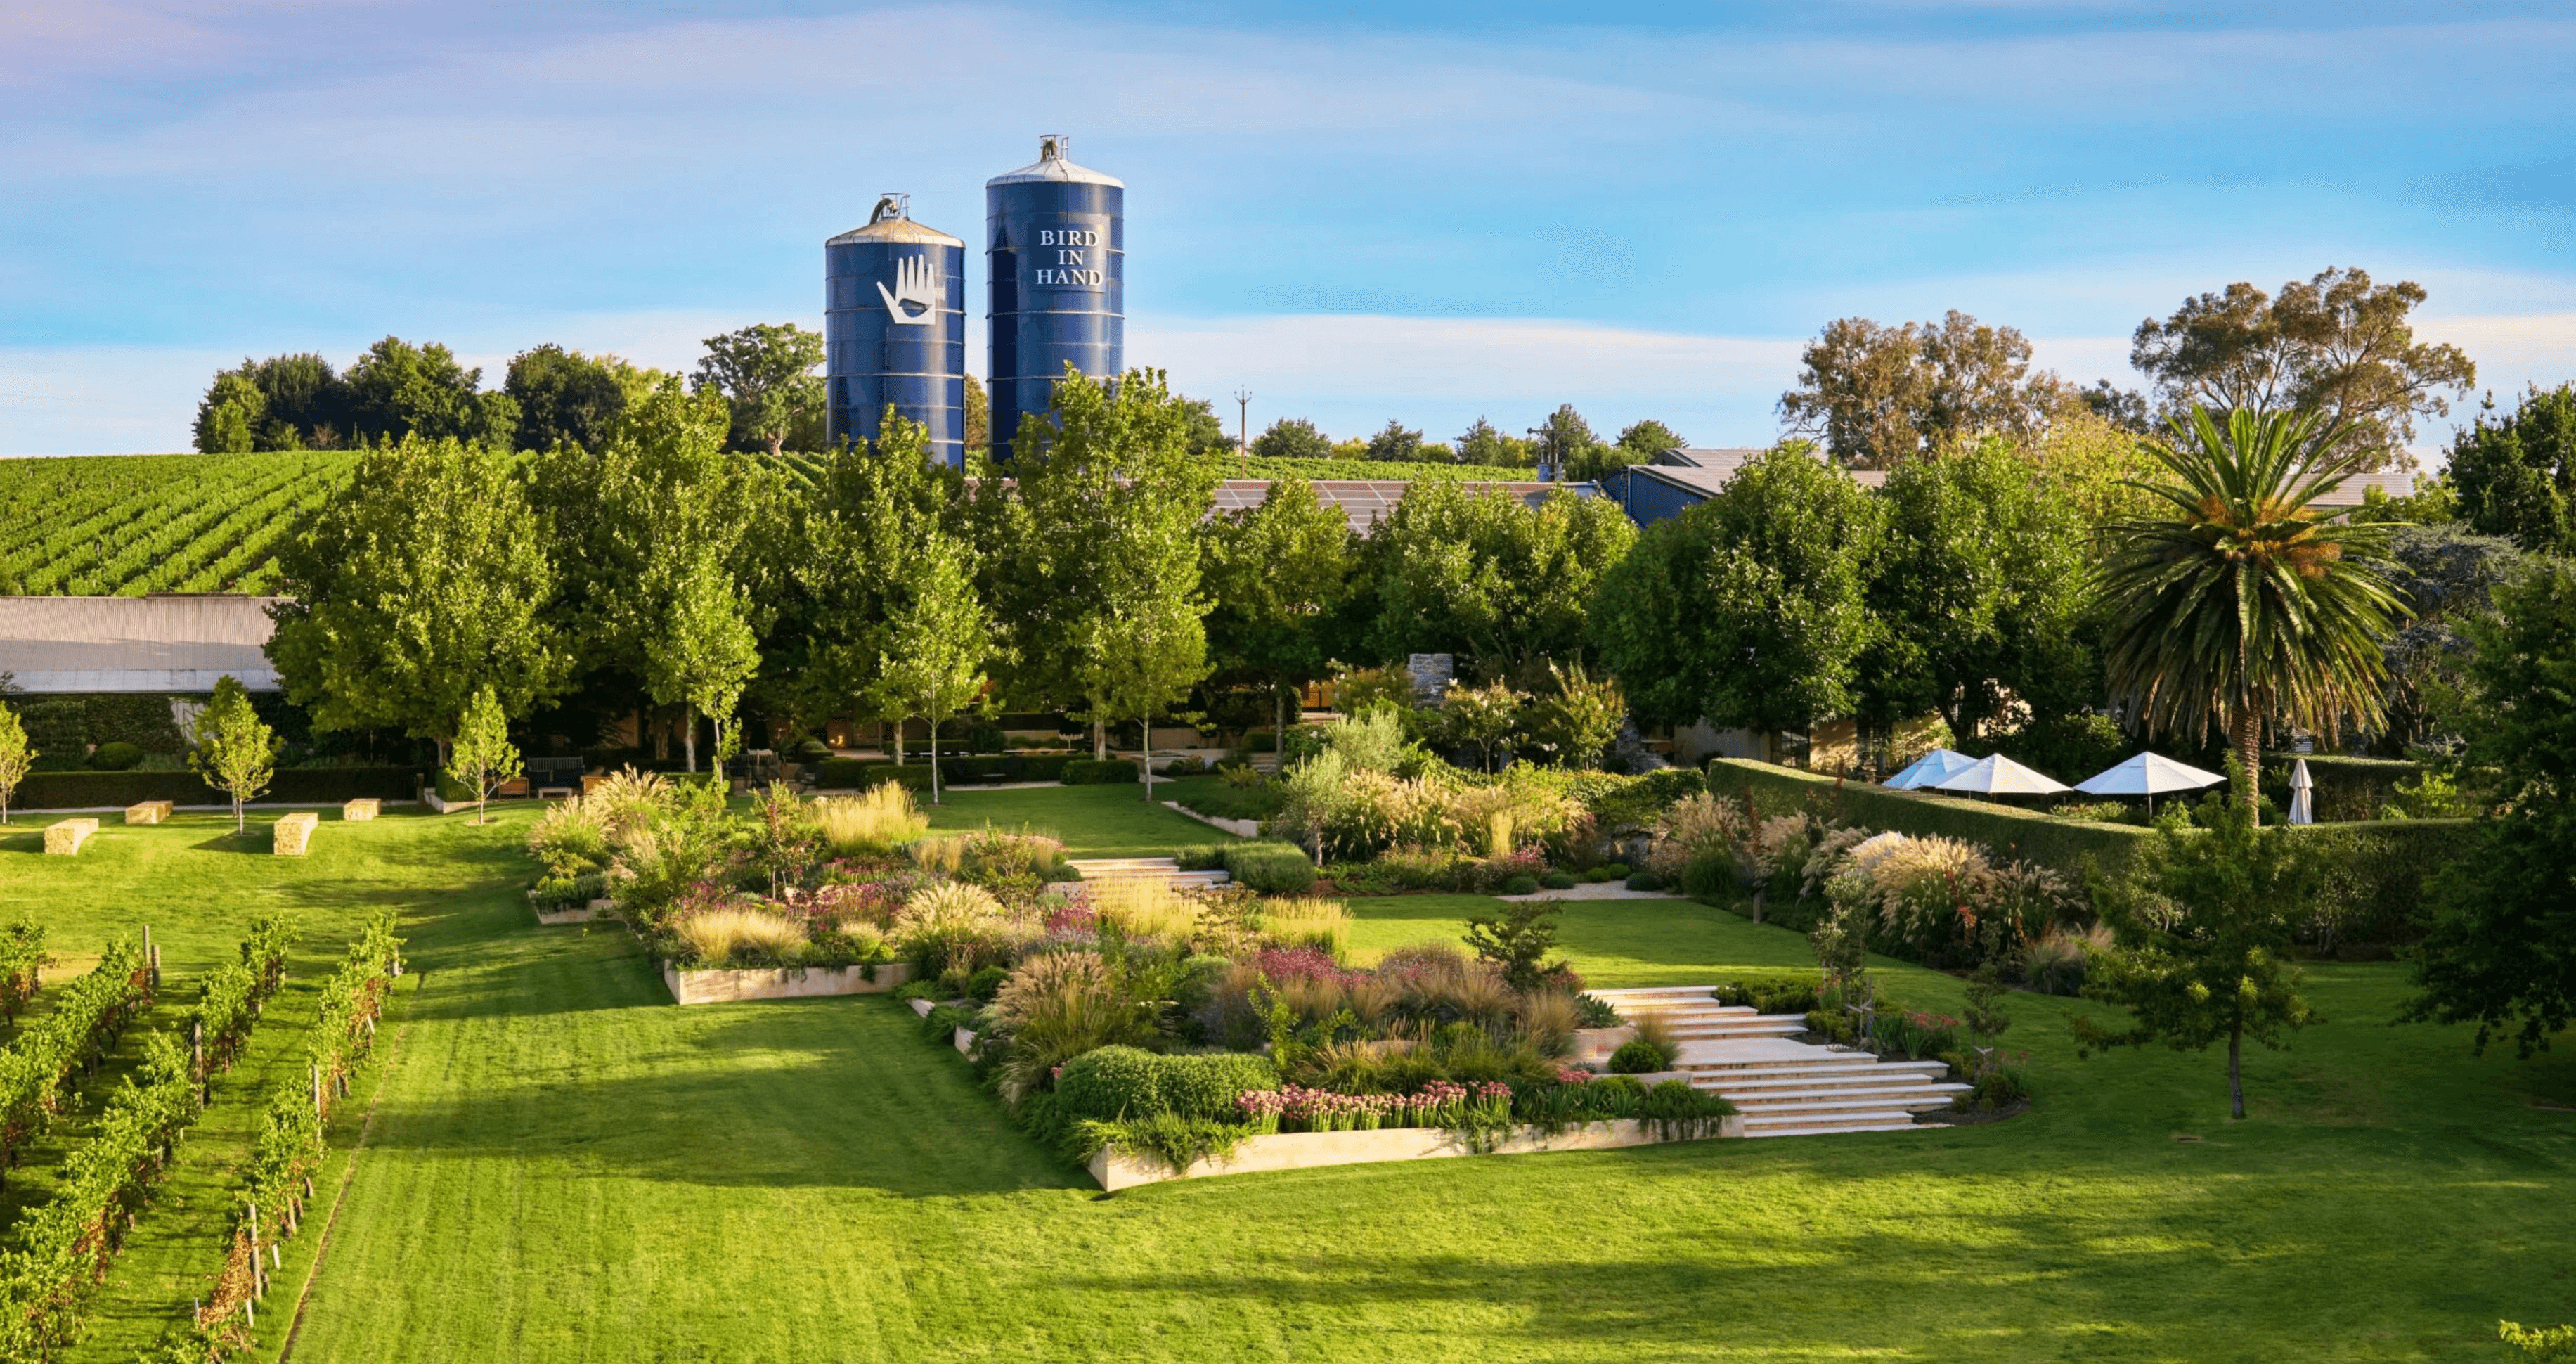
[44,818,99,855]
[342,798,380,821]
[273,811,318,856]
[124,800,174,825]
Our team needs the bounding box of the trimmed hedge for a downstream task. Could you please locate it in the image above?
[812,754,1079,789]
[12,766,418,811]
[2262,753,2421,822]
[1054,1045,1279,1121]
[1225,841,1316,894]
[2282,817,2477,944]
[1063,758,1139,785]
[1706,758,2155,876]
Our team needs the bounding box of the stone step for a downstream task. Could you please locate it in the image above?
[1068,857,1182,873]
[1723,1090,1962,1116]
[1707,1073,1971,1096]
[1666,1018,1807,1037]
[1742,1106,1922,1128]
[1744,1120,1924,1138]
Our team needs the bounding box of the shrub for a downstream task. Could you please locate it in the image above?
[893,881,1020,976]
[1063,758,1138,785]
[1464,900,1570,991]
[1090,877,1200,944]
[1054,1044,1164,1121]
[1638,1079,1736,1140]
[2019,924,2106,995]
[1172,843,1229,871]
[966,964,1010,1002]
[1499,873,1539,896]
[1573,993,1621,1028]
[810,757,872,788]
[1160,757,1208,778]
[1707,757,2152,878]
[813,783,927,856]
[1539,869,1577,890]
[1158,1051,1281,1120]
[527,797,611,877]
[1226,840,1316,894]
[1624,871,1663,892]
[88,741,143,771]
[1608,1038,1667,1074]
[1596,861,1631,880]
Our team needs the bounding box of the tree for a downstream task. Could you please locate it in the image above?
[798,409,959,764]
[2019,406,2171,543]
[874,523,994,806]
[268,438,567,761]
[1591,446,1884,740]
[1859,439,2098,738]
[1431,679,1522,773]
[1530,404,1604,480]
[507,345,647,454]
[1250,417,1333,461]
[346,336,517,449]
[2098,408,2409,818]
[1524,662,1624,769]
[188,676,278,833]
[644,552,760,774]
[1201,477,1358,745]
[2404,559,2576,1055]
[193,373,265,453]
[193,353,356,451]
[2448,382,2576,555]
[2130,267,2476,470]
[0,703,32,825]
[1364,420,1424,463]
[1364,482,1636,681]
[1454,418,1531,468]
[2073,770,2319,1120]
[694,323,824,456]
[1082,589,1210,800]
[1617,419,1685,458]
[1175,397,1232,457]
[2374,525,2528,754]
[446,683,522,825]
[1780,311,2067,468]
[964,373,990,455]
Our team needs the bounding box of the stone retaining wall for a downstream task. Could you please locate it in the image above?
[1088,1114,1742,1191]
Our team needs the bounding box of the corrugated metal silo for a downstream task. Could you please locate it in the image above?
[986,135,1125,460]
[825,194,967,466]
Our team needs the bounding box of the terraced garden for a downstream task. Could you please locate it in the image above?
[0,785,2567,1361]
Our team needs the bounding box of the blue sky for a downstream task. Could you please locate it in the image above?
[2,0,2571,457]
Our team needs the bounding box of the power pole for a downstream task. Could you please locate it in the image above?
[1526,425,1551,482]
[1233,387,1252,470]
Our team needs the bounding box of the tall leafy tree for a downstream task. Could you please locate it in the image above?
[1364,420,1425,463]
[2374,525,2528,754]
[193,374,265,454]
[1454,418,1532,468]
[2131,267,2475,471]
[2074,773,2319,1120]
[268,437,566,761]
[964,374,990,455]
[346,336,517,449]
[645,551,760,774]
[189,675,279,834]
[1248,418,1332,461]
[873,520,995,805]
[0,703,33,825]
[1364,482,1636,682]
[446,683,523,825]
[2448,382,2576,555]
[694,323,824,456]
[2098,408,2409,818]
[1201,478,1357,744]
[193,353,356,451]
[507,345,652,454]
[2405,559,2576,1055]
[1591,446,1884,740]
[1860,439,2098,737]
[1780,311,2069,468]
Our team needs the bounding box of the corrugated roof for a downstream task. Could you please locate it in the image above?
[0,596,283,693]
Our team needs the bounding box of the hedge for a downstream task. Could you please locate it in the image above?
[2281,816,2478,945]
[2261,753,2421,822]
[1054,1045,1279,1122]
[1705,759,2155,876]
[11,766,418,811]
[1063,758,1138,785]
[811,754,1080,789]
[1225,841,1316,894]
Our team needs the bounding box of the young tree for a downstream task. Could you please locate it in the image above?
[446,683,523,825]
[2404,560,2576,1055]
[694,323,824,456]
[801,409,959,767]
[874,526,995,806]
[1617,419,1687,460]
[1201,477,1358,746]
[1364,420,1425,463]
[1525,662,1624,769]
[964,374,990,455]
[1363,481,1636,681]
[0,703,32,825]
[2098,407,2409,818]
[1432,679,1522,773]
[1591,446,1884,742]
[1780,311,2068,468]
[2447,382,2576,555]
[189,676,279,834]
[2073,769,2320,1120]
[268,437,567,764]
[1082,593,1210,800]
[2131,266,2476,471]
[1248,417,1333,461]
[2374,525,2528,753]
[644,553,760,774]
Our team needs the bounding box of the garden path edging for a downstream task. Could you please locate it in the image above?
[1160,802,1262,838]
[1088,1115,1743,1191]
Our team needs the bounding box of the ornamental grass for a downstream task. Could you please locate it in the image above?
[1256,896,1350,957]
[1089,878,1198,944]
[813,782,928,858]
[672,906,809,968]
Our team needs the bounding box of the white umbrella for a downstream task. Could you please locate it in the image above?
[1884,747,1979,790]
[1931,753,2071,797]
[2073,751,2228,817]
[2289,757,2315,825]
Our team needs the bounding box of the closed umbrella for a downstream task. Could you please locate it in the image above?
[1884,747,1979,790]
[1931,753,2071,797]
[2073,751,2228,818]
[2289,757,2315,825]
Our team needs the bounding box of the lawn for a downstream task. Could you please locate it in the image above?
[11,791,2575,1362]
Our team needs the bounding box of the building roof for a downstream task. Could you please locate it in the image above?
[1211,479,1588,534]
[2308,470,2419,508]
[0,595,283,693]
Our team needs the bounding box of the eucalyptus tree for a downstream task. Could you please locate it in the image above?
[2098,407,2409,819]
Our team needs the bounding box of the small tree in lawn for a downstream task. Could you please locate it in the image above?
[0,702,32,826]
[446,683,523,825]
[190,676,278,834]
[1082,593,1210,801]
[2072,763,2319,1120]
[874,527,995,806]
[1464,900,1572,991]
[644,553,761,775]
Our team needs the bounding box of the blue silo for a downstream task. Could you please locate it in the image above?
[986,135,1124,461]
[826,194,967,466]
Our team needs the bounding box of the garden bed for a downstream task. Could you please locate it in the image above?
[1088,1115,1744,1191]
[661,960,910,1005]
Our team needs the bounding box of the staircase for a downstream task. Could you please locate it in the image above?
[1066,856,1231,892]
[1591,986,1969,1138]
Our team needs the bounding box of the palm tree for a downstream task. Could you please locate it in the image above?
[2099,407,2409,822]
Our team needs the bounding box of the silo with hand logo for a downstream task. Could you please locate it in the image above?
[986,135,1124,462]
[825,193,966,467]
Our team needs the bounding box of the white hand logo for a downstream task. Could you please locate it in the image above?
[876,255,938,325]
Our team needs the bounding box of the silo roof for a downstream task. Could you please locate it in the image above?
[827,217,964,248]
[988,149,1124,189]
